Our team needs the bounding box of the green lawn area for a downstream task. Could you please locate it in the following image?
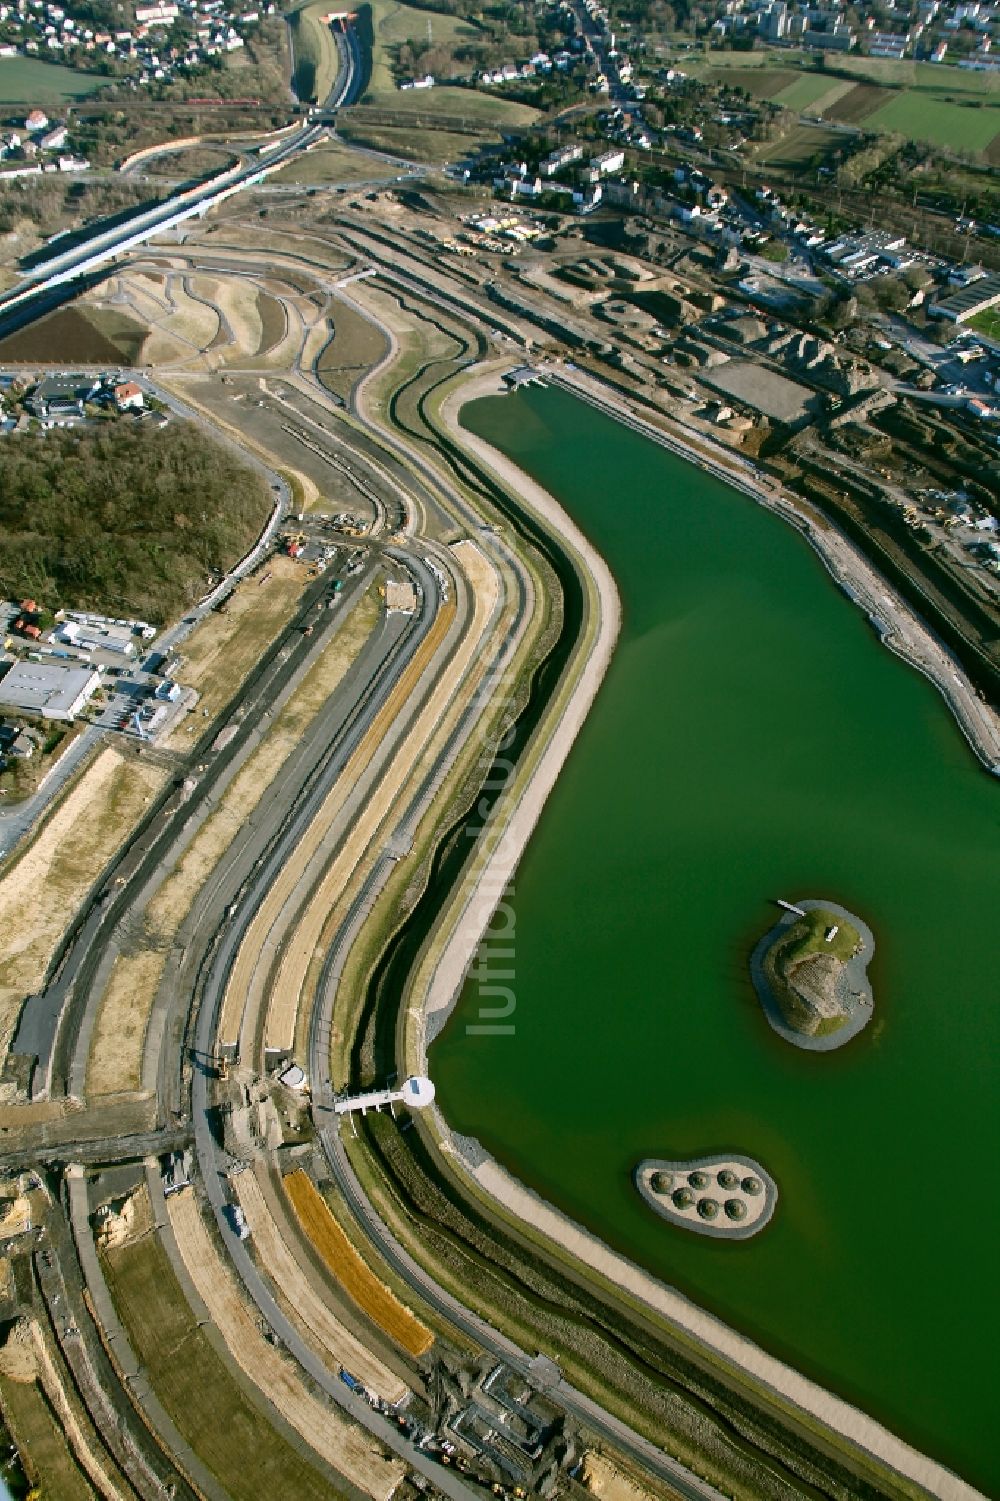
[780,908,861,966]
[363,83,538,123]
[834,54,1000,92]
[0,1371,96,1500]
[338,119,501,163]
[102,1224,337,1501]
[0,56,107,103]
[271,139,401,183]
[967,305,1000,342]
[864,90,1000,153]
[364,0,481,98]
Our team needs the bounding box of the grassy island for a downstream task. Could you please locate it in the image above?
[752,899,875,1051]
[766,908,860,1036]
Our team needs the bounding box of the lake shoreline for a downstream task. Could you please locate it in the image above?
[417,363,987,1501]
[545,362,1000,779]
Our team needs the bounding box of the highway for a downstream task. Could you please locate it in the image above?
[0,119,325,335]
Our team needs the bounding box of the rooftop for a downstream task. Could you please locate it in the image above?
[0,660,100,717]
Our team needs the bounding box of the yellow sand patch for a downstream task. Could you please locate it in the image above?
[285,1170,432,1358]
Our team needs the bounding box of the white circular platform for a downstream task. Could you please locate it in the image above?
[401,1074,435,1109]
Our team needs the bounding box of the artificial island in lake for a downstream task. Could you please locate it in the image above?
[636,1156,778,1239]
[751,899,875,1051]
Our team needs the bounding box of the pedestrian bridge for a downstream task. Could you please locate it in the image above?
[334,1074,435,1116]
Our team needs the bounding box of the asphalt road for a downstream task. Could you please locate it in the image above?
[173,551,490,1500]
[12,551,373,1092]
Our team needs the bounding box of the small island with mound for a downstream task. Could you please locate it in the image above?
[636,1156,777,1239]
[750,899,875,1052]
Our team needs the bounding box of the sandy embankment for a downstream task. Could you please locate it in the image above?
[414,364,984,1501]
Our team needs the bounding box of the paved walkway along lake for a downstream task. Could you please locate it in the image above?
[430,384,1000,1495]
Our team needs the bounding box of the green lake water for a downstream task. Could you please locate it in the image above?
[431,384,1000,1493]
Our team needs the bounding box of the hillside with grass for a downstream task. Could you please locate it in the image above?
[0,420,273,624]
[763,908,863,1036]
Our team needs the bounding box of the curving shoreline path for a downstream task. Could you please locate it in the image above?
[414,361,985,1501]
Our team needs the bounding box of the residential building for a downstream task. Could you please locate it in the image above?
[540,143,583,176]
[114,381,144,411]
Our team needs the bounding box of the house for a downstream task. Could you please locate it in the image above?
[114,380,144,412]
[540,143,582,177]
[589,148,625,177]
[38,124,67,151]
[134,1,179,21]
[24,108,48,132]
[7,729,40,758]
[0,723,41,760]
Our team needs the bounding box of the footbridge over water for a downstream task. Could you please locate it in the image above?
[333,1074,435,1117]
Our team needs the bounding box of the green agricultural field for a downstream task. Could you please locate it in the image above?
[0,306,147,366]
[773,74,855,114]
[695,50,1000,155]
[753,122,843,169]
[693,49,812,71]
[865,90,1000,153]
[823,81,892,123]
[703,64,796,98]
[357,0,538,126]
[0,56,106,103]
